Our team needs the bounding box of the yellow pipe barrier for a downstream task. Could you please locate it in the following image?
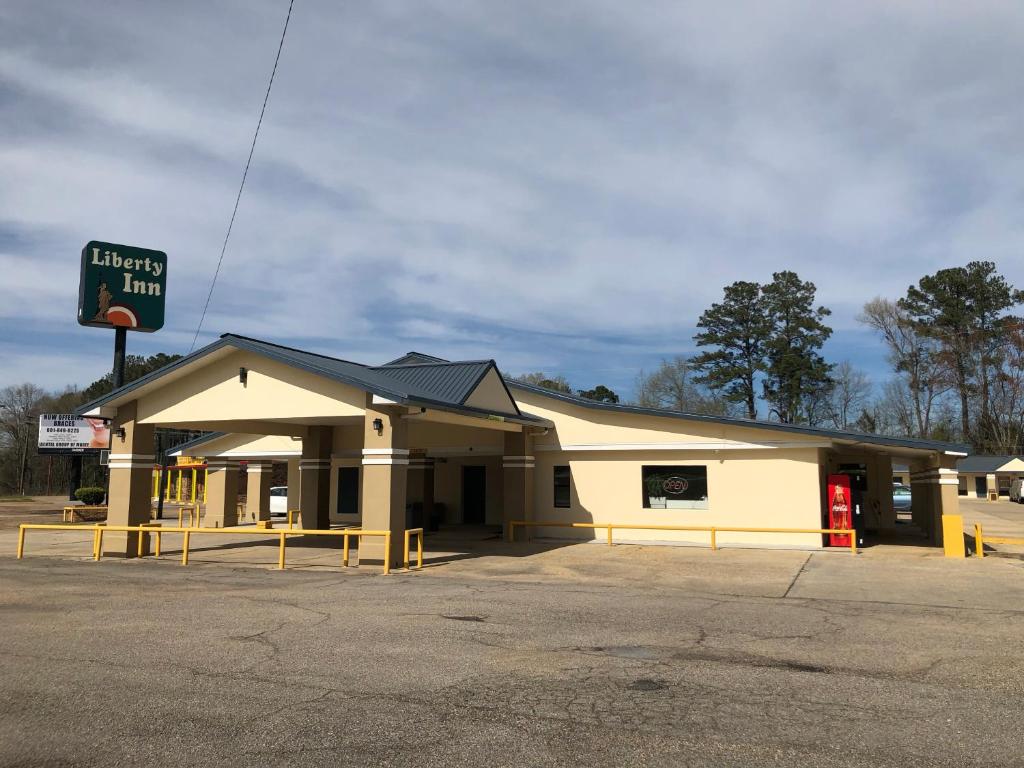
[403,528,424,570]
[17,523,395,574]
[973,523,1024,558]
[508,520,858,555]
[287,509,300,529]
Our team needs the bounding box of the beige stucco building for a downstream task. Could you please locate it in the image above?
[80,334,968,565]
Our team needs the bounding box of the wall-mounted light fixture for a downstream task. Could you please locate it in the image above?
[114,427,126,441]
[239,367,248,386]
[372,417,384,435]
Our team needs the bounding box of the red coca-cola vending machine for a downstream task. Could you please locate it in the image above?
[827,474,854,547]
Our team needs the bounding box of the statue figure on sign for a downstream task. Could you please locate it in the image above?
[93,280,112,321]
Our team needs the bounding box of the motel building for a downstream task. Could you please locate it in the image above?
[79,334,968,566]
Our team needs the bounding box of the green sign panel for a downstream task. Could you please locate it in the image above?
[78,241,167,332]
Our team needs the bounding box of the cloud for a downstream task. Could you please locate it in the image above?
[1,0,1023,397]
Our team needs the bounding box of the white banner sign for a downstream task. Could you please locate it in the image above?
[37,414,110,454]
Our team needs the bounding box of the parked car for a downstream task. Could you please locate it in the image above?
[269,486,288,516]
[1010,478,1024,504]
[892,484,912,513]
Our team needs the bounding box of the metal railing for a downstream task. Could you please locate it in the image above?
[16,523,411,574]
[403,528,424,570]
[974,523,1024,558]
[508,520,858,555]
[287,509,300,529]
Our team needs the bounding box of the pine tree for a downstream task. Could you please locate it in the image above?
[691,281,768,419]
[760,271,833,424]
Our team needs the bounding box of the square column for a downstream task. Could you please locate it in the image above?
[204,460,240,528]
[105,400,155,557]
[246,460,274,522]
[502,431,534,541]
[359,404,408,567]
[408,453,435,531]
[909,456,961,546]
[286,458,301,513]
[300,426,332,529]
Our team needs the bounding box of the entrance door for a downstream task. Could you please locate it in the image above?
[975,477,987,498]
[337,467,359,516]
[462,466,486,524]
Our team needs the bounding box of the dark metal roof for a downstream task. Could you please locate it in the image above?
[381,351,450,366]
[367,361,493,408]
[957,455,1021,473]
[505,379,971,455]
[76,333,536,423]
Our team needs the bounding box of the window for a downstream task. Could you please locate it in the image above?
[642,466,709,510]
[553,466,571,508]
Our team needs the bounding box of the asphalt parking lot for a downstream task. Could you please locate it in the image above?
[3,522,1024,768]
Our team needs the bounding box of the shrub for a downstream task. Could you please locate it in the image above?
[74,487,106,506]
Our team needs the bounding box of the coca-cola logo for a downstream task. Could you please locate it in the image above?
[663,476,689,495]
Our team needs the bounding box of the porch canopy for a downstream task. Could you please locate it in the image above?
[78,334,551,565]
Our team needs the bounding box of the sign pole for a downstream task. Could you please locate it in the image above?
[112,326,127,388]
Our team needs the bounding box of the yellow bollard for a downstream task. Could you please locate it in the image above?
[16,525,25,559]
[417,530,423,569]
[154,530,161,558]
[607,524,613,546]
[975,523,984,558]
[278,531,286,570]
[343,532,350,567]
[137,528,145,558]
[383,532,391,575]
[403,530,411,570]
[95,528,104,561]
[850,530,858,556]
[710,528,717,551]
[181,530,190,565]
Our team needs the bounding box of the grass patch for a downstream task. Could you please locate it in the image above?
[0,496,34,502]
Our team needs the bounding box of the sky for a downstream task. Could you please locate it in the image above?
[1,0,1023,401]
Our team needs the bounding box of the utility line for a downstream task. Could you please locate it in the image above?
[189,0,295,352]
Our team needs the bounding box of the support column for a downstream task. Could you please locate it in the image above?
[909,456,960,546]
[408,452,435,531]
[876,454,896,529]
[286,457,301,513]
[246,460,274,522]
[300,426,332,529]
[204,460,240,528]
[359,404,408,567]
[502,431,534,541]
[105,400,155,557]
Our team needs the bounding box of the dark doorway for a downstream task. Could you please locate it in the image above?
[462,466,486,524]
[337,467,359,516]
[975,476,987,498]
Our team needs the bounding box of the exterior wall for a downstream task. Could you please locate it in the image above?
[433,455,504,525]
[463,368,517,413]
[179,432,302,459]
[514,390,828,451]
[530,448,825,548]
[135,350,366,426]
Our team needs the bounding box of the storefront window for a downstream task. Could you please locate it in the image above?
[642,466,709,510]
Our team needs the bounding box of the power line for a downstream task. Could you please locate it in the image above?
[189,0,296,353]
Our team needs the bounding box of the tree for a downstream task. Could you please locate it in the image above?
[858,297,949,439]
[0,384,46,495]
[634,357,731,415]
[513,372,572,394]
[577,385,619,403]
[760,271,834,424]
[80,353,182,403]
[899,261,1023,447]
[692,281,769,419]
[823,361,872,430]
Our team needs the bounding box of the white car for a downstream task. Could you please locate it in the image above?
[269,486,288,515]
[1010,479,1024,504]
